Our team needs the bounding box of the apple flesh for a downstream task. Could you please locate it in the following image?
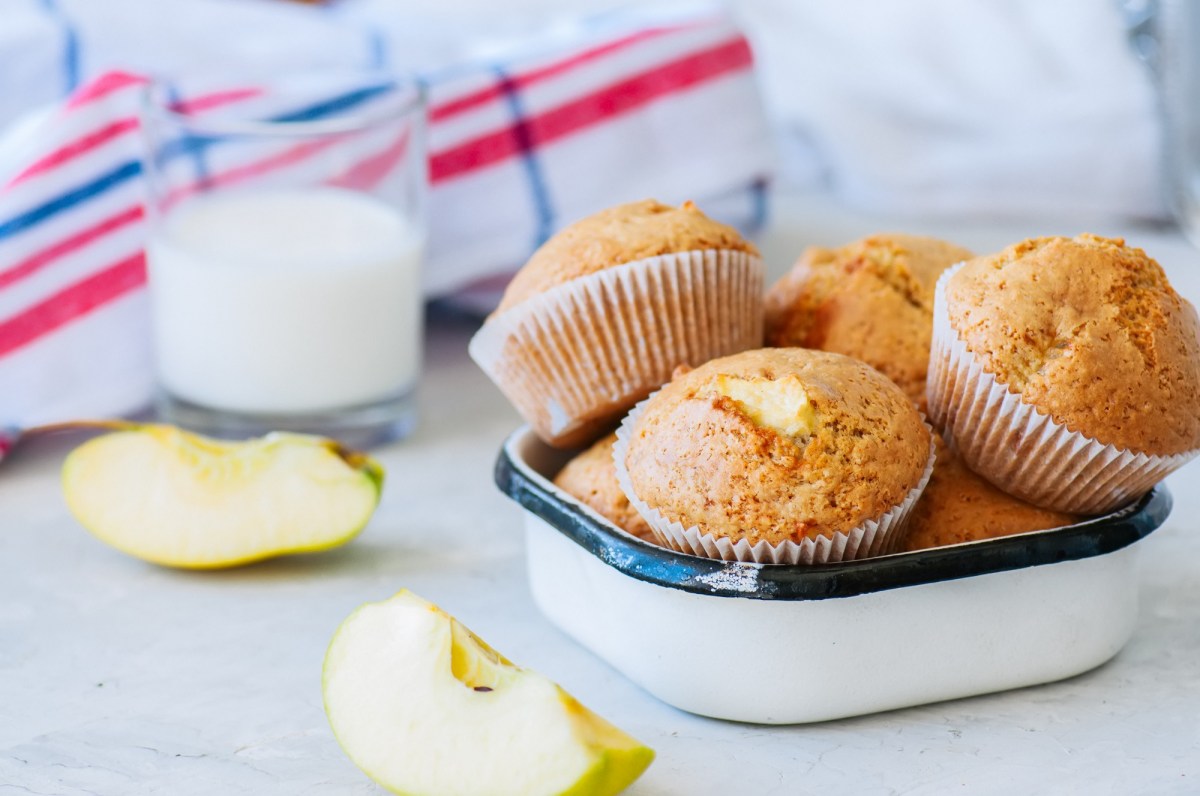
[62,424,383,568]
[323,590,654,796]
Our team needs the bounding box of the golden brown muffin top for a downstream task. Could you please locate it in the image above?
[553,432,655,542]
[946,234,1200,455]
[623,348,931,546]
[495,199,758,314]
[765,233,973,407]
[903,434,1078,552]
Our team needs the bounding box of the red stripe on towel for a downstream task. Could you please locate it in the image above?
[430,36,751,182]
[329,130,410,191]
[171,87,261,114]
[430,24,691,122]
[65,72,147,109]
[0,252,146,357]
[0,206,143,291]
[10,88,261,186]
[163,137,340,207]
[8,119,138,186]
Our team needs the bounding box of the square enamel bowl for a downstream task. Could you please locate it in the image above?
[495,426,1171,725]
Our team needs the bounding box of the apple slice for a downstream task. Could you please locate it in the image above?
[323,590,654,796]
[62,424,383,568]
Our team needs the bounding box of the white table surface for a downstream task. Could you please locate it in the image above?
[3,192,1200,795]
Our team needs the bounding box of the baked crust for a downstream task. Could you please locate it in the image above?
[623,348,931,545]
[554,432,655,541]
[495,199,758,315]
[903,434,1078,551]
[945,234,1200,455]
[765,233,973,407]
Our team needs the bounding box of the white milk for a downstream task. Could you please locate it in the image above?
[147,187,423,415]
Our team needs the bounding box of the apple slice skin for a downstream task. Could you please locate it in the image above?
[553,694,655,796]
[61,424,383,569]
[322,591,654,796]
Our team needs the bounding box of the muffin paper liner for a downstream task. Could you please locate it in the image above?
[926,263,1199,515]
[469,250,764,448]
[612,394,937,565]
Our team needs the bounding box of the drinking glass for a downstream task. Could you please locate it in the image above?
[139,74,426,446]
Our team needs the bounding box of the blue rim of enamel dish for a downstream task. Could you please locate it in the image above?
[495,426,1172,601]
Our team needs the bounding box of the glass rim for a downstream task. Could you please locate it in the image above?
[140,74,427,138]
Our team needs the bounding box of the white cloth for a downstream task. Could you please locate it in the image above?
[737,0,1162,219]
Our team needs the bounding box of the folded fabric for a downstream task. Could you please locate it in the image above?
[0,8,773,456]
[737,0,1161,219]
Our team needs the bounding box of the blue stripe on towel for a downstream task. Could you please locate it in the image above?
[366,27,388,69]
[749,177,769,232]
[271,82,394,123]
[491,65,555,251]
[0,160,141,240]
[158,81,397,162]
[0,82,395,241]
[165,81,211,189]
[38,0,81,94]
[313,1,389,70]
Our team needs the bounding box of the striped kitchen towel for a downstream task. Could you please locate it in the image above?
[0,9,772,456]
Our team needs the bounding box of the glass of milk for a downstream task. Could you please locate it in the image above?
[139,75,426,445]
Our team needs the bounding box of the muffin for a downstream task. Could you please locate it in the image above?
[928,234,1200,513]
[615,348,934,564]
[470,200,764,448]
[765,233,973,407]
[903,434,1078,552]
[553,432,655,543]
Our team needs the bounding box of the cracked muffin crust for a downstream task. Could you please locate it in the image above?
[622,348,931,546]
[945,234,1200,455]
[765,233,973,407]
[553,432,655,542]
[494,199,758,315]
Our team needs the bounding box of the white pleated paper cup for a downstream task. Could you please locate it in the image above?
[612,395,937,565]
[926,263,1200,515]
[468,249,764,448]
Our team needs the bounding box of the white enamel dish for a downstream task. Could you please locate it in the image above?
[496,426,1171,725]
